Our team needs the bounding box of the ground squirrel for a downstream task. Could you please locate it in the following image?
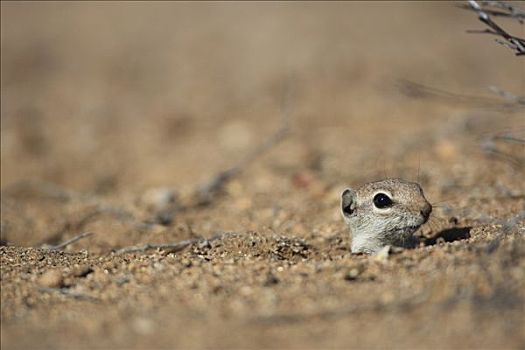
[341,178,432,254]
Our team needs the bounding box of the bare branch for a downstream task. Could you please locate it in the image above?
[195,105,291,206]
[491,135,525,144]
[396,79,524,111]
[115,233,224,255]
[478,0,525,22]
[41,205,139,248]
[466,29,500,35]
[38,287,98,301]
[44,232,94,251]
[463,0,525,55]
[480,139,524,168]
[458,0,525,21]
[488,86,525,105]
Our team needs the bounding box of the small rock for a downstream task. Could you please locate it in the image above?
[140,187,178,211]
[390,246,405,254]
[264,272,279,286]
[155,211,174,226]
[181,258,192,268]
[38,270,64,288]
[198,240,211,250]
[344,268,362,281]
[373,245,391,262]
[92,270,110,285]
[72,265,94,278]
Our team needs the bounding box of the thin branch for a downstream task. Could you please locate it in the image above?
[44,232,94,251]
[195,106,291,206]
[396,79,524,110]
[458,2,525,22]
[480,139,524,168]
[488,86,525,105]
[466,29,500,35]
[491,135,525,144]
[114,233,224,254]
[478,0,525,22]
[463,0,525,55]
[38,287,98,301]
[41,205,139,248]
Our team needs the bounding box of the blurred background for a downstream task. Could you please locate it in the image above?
[1,2,524,349]
[2,1,523,192]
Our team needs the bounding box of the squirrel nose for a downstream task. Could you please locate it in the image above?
[420,203,432,220]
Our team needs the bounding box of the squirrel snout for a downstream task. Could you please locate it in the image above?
[419,203,432,221]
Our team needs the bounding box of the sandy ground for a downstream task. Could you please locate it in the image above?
[1,2,524,349]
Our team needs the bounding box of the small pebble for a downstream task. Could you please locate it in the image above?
[344,268,361,281]
[264,272,279,286]
[373,245,391,262]
[72,265,94,278]
[38,270,64,288]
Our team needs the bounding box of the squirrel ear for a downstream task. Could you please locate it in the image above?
[341,188,356,217]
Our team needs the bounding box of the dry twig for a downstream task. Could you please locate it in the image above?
[491,135,525,144]
[115,233,224,254]
[458,1,525,23]
[397,79,524,110]
[488,86,525,105]
[480,128,525,168]
[38,287,98,301]
[480,140,524,168]
[195,122,290,206]
[461,0,525,55]
[41,205,139,248]
[193,77,294,206]
[44,232,94,251]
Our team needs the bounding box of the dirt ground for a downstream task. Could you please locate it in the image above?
[1,2,524,349]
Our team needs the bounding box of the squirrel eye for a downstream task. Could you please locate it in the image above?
[373,193,393,209]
